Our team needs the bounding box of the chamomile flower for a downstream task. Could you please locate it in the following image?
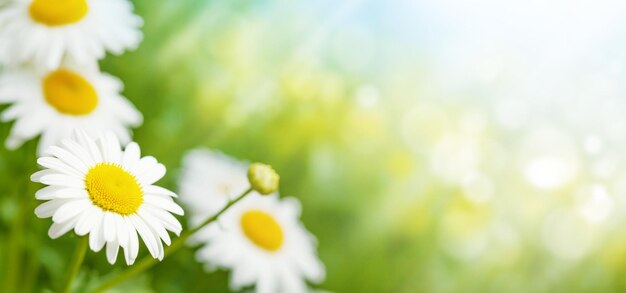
[32,130,184,265]
[0,0,143,69]
[192,194,325,293]
[0,63,142,154]
[178,149,251,226]
[179,150,323,293]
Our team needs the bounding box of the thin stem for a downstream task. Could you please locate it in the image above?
[4,199,25,293]
[90,187,253,293]
[61,236,89,293]
[4,173,35,293]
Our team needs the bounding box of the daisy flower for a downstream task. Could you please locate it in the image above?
[178,149,252,226]
[32,130,184,265]
[195,194,325,293]
[0,63,142,154]
[0,0,143,69]
[179,150,324,293]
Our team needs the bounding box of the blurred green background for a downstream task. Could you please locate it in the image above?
[4,0,626,292]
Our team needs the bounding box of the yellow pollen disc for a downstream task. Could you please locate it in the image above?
[85,163,143,215]
[43,69,98,115]
[29,0,88,26]
[240,210,284,251]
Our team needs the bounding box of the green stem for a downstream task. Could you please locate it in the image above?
[5,177,34,293]
[22,187,43,293]
[5,204,24,293]
[90,187,253,293]
[61,236,89,293]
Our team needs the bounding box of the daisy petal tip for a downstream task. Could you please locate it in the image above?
[5,138,22,150]
[47,230,61,239]
[30,174,41,183]
[173,206,185,216]
[33,209,45,219]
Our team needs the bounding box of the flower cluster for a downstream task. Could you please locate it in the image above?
[180,150,325,293]
[0,0,143,154]
[0,0,324,292]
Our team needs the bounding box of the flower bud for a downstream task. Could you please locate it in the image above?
[247,163,279,195]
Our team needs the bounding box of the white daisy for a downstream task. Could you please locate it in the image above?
[0,63,142,154]
[32,130,184,265]
[178,149,251,227]
[193,194,325,293]
[0,0,143,69]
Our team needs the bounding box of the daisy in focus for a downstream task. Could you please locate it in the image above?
[179,150,324,293]
[0,0,143,69]
[0,63,142,154]
[196,194,324,293]
[32,130,184,265]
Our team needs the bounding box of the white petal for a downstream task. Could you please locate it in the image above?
[35,186,88,200]
[89,217,106,252]
[143,185,177,198]
[131,156,157,177]
[121,142,140,170]
[125,216,139,265]
[48,217,80,239]
[37,157,84,177]
[60,139,94,169]
[279,268,308,293]
[144,195,184,215]
[138,209,171,245]
[115,214,129,249]
[75,206,103,236]
[293,250,325,283]
[35,199,73,218]
[103,212,117,243]
[129,214,159,259]
[40,174,84,189]
[256,270,278,293]
[73,207,94,236]
[31,169,57,183]
[97,132,121,163]
[105,132,122,163]
[47,146,90,172]
[280,197,303,219]
[137,163,166,186]
[141,206,182,235]
[230,264,257,290]
[106,241,120,264]
[52,199,91,223]
[74,128,102,163]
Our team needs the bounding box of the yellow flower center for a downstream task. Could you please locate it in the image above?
[240,210,284,251]
[29,0,88,26]
[42,69,98,116]
[85,163,143,215]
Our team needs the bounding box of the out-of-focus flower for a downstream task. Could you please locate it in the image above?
[0,0,143,69]
[32,130,183,265]
[178,149,251,223]
[194,194,324,293]
[179,150,323,292]
[0,63,142,154]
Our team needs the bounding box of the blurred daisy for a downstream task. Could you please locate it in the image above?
[192,193,325,293]
[32,130,184,265]
[178,149,251,226]
[0,0,143,69]
[0,63,142,154]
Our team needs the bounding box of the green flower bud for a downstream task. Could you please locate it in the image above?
[247,163,279,195]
